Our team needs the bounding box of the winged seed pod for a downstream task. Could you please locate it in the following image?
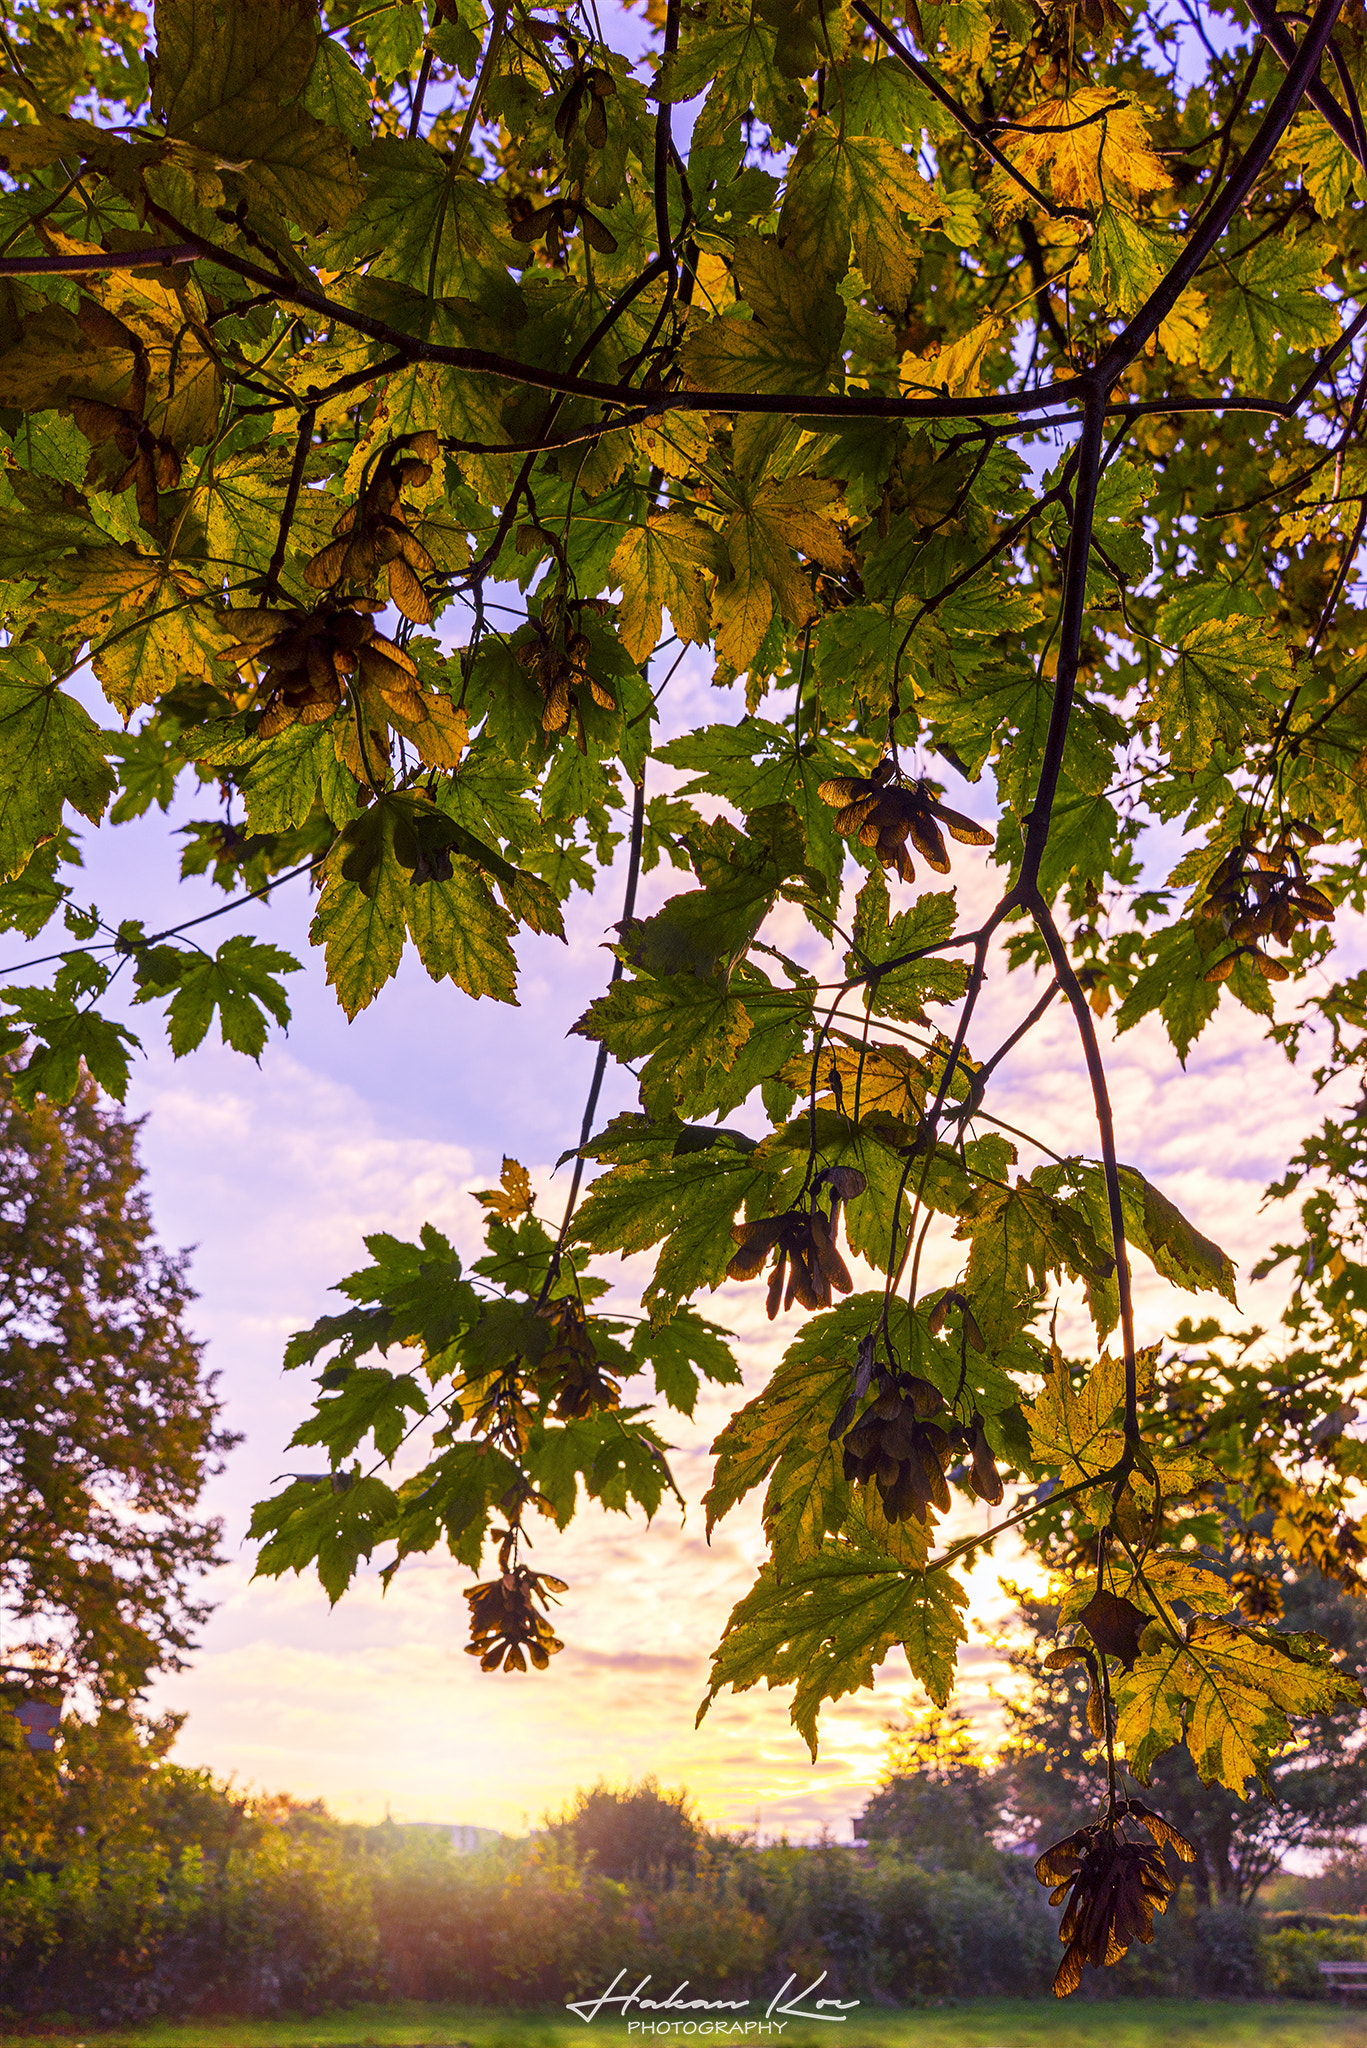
[1036,1805,1197,1997]
[1199,826,1335,985]
[554,63,618,148]
[464,1562,568,1673]
[509,188,619,256]
[515,602,617,739]
[966,1413,1005,1505]
[536,1298,622,1420]
[304,433,440,625]
[840,1375,954,1524]
[727,1207,856,1317]
[817,760,992,883]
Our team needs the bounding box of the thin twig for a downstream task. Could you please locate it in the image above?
[261,404,316,600]
[547,773,648,1275]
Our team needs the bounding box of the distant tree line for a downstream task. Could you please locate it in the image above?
[4,1711,1367,2019]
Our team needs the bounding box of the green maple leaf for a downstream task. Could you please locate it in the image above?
[830,54,940,143]
[250,1473,402,1603]
[705,1333,849,1538]
[1086,203,1172,315]
[1116,1165,1238,1302]
[1198,232,1340,385]
[847,874,970,1018]
[403,858,520,1002]
[0,841,67,940]
[1114,922,1223,1063]
[0,986,138,1105]
[134,933,301,1058]
[290,1363,429,1462]
[324,139,522,314]
[698,1544,969,1756]
[960,1175,1114,1350]
[657,718,855,896]
[681,235,846,401]
[152,0,360,231]
[574,974,751,1119]
[301,34,373,143]
[630,1309,741,1417]
[571,1137,776,1318]
[388,1439,520,1571]
[0,646,116,879]
[152,0,320,128]
[1148,618,1294,771]
[531,1410,673,1523]
[239,723,349,834]
[312,800,522,1014]
[0,498,104,580]
[363,1,426,85]
[706,1296,931,1576]
[780,119,952,300]
[658,19,806,149]
[310,813,409,1018]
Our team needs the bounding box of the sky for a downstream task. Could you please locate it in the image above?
[23,637,1363,1844]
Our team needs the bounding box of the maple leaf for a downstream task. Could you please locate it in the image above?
[1115,1165,1238,1301]
[571,1131,776,1319]
[1115,1622,1363,1792]
[152,0,360,231]
[1198,232,1340,386]
[325,139,526,315]
[994,88,1169,212]
[902,316,1002,399]
[657,17,807,150]
[710,472,848,674]
[610,512,720,661]
[631,1309,741,1418]
[698,1542,969,1757]
[1147,618,1294,772]
[0,986,138,1106]
[780,119,953,301]
[960,1177,1114,1351]
[133,934,301,1058]
[705,1334,854,1562]
[574,973,754,1120]
[475,1158,535,1222]
[681,234,846,398]
[0,645,115,881]
[1025,1350,1126,1480]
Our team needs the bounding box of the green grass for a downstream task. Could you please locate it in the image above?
[2,2001,1365,2048]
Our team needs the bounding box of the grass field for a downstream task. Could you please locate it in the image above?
[1,2001,1365,2048]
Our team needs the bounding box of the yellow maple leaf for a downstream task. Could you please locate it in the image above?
[901,316,1001,399]
[475,1157,535,1222]
[998,88,1169,211]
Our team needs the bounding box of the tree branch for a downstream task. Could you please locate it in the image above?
[0,243,199,274]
